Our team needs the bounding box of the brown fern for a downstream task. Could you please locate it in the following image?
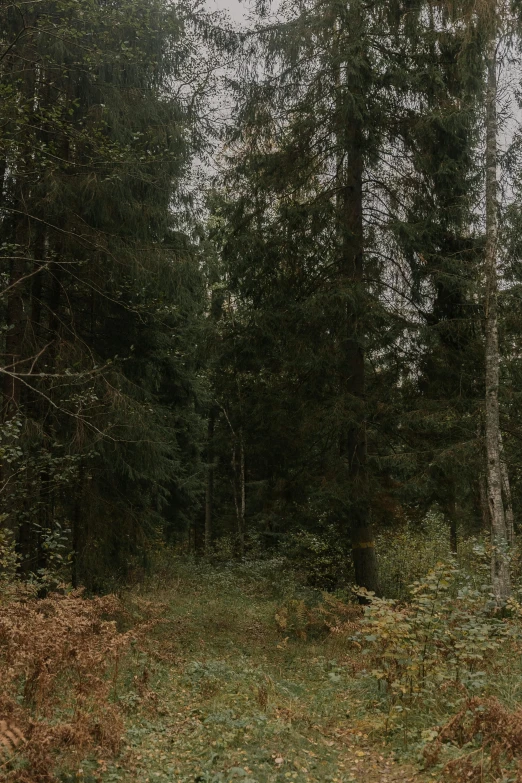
[0,720,25,757]
[0,590,158,781]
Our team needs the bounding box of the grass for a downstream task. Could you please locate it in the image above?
[70,560,424,783]
[6,550,522,782]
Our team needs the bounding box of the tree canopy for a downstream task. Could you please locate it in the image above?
[1,0,522,598]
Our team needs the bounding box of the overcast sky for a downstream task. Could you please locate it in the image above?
[206,0,249,25]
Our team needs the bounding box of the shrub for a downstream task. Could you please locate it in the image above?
[376,512,454,599]
[0,527,20,587]
[280,527,352,589]
[0,589,153,782]
[275,592,362,640]
[352,563,516,742]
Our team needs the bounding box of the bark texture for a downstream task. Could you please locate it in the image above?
[204,409,215,554]
[340,119,379,595]
[479,473,490,531]
[484,34,511,602]
[3,215,29,419]
[499,432,514,545]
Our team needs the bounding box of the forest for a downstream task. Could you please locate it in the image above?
[3,0,522,781]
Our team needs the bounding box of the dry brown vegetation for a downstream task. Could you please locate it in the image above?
[424,697,522,782]
[0,588,154,782]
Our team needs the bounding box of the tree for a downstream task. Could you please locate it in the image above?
[210,0,486,591]
[0,0,214,587]
[483,1,511,601]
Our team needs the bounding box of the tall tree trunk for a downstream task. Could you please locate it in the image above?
[499,431,514,544]
[479,473,490,530]
[334,5,379,595]
[3,215,29,419]
[204,409,215,554]
[231,431,246,558]
[3,46,36,420]
[29,228,47,349]
[71,463,85,588]
[484,33,511,602]
[340,122,379,595]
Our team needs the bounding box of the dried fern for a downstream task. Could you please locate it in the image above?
[0,590,158,780]
[0,720,25,757]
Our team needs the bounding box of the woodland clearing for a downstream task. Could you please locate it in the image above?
[0,561,429,783]
[4,556,522,783]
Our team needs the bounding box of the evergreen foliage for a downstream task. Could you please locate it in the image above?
[0,0,212,588]
[1,0,522,597]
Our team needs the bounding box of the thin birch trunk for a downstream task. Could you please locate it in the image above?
[479,473,490,530]
[484,31,511,602]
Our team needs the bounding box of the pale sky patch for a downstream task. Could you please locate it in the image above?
[207,0,248,25]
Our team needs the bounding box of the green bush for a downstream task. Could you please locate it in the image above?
[351,562,519,747]
[0,524,21,601]
[280,527,353,589]
[376,512,454,599]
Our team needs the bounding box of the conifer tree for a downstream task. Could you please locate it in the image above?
[211,0,482,590]
[385,2,485,548]
[0,0,215,586]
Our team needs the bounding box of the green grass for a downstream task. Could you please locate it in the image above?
[70,561,424,783]
[47,554,522,783]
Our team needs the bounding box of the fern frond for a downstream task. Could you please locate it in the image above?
[0,720,25,757]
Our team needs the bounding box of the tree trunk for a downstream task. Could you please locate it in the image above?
[484,34,511,603]
[340,121,379,595]
[231,431,246,558]
[204,409,215,554]
[479,473,490,530]
[29,228,47,350]
[3,216,28,419]
[499,432,514,544]
[71,463,85,588]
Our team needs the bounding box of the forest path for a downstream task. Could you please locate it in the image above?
[115,569,430,783]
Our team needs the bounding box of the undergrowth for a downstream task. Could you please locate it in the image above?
[118,555,522,782]
[0,587,158,782]
[352,562,522,782]
[3,541,522,782]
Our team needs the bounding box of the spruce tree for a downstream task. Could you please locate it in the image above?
[211,0,475,590]
[0,0,213,586]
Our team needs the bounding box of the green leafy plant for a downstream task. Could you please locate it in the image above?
[353,563,516,742]
[281,528,352,590]
[29,521,72,592]
[0,524,20,585]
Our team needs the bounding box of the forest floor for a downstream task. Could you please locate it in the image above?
[86,564,430,783]
[6,556,522,782]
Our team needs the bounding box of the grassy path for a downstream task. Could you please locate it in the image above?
[95,569,428,783]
